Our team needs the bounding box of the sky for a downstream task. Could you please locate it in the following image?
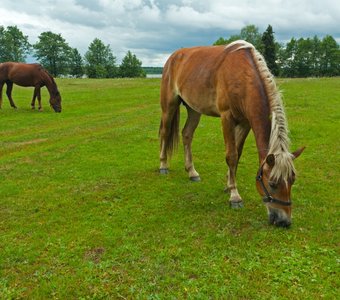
[1,0,339,66]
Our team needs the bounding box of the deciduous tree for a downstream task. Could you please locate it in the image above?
[240,25,263,51]
[119,51,145,78]
[85,38,117,78]
[214,25,263,50]
[0,25,31,62]
[319,35,340,76]
[33,31,72,76]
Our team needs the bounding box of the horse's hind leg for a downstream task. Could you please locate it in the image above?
[159,95,181,174]
[182,105,201,181]
[6,81,17,109]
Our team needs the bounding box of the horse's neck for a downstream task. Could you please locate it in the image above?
[252,110,291,165]
[252,119,271,162]
[44,75,58,96]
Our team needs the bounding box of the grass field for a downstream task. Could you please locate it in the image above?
[0,77,339,299]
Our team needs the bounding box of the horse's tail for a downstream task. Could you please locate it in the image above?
[159,104,180,158]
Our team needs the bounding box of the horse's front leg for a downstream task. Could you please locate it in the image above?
[5,81,17,109]
[31,86,42,110]
[182,105,201,181]
[37,87,42,111]
[221,111,243,208]
[31,87,37,109]
[0,82,3,109]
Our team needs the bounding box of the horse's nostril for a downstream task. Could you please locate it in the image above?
[276,220,291,228]
[269,211,291,227]
[269,212,278,225]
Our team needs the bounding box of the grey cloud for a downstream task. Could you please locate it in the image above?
[0,0,338,66]
[74,0,104,12]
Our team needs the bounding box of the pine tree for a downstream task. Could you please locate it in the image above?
[119,51,145,78]
[262,25,279,76]
[69,48,84,78]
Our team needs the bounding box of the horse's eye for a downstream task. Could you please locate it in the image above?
[269,182,277,189]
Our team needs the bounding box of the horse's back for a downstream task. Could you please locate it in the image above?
[163,46,227,85]
[0,62,43,87]
[162,45,255,117]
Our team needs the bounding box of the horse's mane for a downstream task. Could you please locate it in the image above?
[226,40,295,182]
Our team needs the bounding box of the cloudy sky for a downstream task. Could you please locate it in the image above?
[1,0,339,66]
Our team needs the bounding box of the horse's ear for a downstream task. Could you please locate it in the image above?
[266,154,275,167]
[292,146,305,159]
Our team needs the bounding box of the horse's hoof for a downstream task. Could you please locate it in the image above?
[190,176,201,182]
[159,168,169,175]
[229,201,244,209]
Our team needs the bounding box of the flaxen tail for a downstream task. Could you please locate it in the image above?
[159,104,180,158]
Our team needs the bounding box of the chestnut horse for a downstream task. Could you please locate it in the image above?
[159,40,304,227]
[0,62,62,112]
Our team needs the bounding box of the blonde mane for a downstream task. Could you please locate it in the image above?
[226,40,295,182]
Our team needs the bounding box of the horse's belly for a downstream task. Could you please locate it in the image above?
[199,107,220,117]
[181,94,220,117]
[177,74,220,117]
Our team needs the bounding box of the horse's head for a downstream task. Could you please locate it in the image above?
[50,91,62,113]
[256,147,305,228]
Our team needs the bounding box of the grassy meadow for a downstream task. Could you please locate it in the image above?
[0,77,339,299]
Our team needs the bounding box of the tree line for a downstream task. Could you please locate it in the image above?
[1,24,339,78]
[214,24,340,77]
[0,25,145,78]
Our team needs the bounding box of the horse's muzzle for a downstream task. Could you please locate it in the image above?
[269,210,291,228]
[53,107,62,113]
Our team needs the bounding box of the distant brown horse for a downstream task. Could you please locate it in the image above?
[0,62,62,112]
[159,40,304,227]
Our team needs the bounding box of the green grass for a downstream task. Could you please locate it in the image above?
[0,77,339,299]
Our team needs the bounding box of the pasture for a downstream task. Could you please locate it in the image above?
[0,77,339,299]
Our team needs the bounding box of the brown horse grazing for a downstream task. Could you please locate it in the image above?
[159,40,305,227]
[0,62,62,112]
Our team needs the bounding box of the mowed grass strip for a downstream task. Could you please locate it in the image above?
[0,77,339,299]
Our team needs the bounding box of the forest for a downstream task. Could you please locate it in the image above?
[214,25,339,77]
[0,24,339,78]
[0,26,145,78]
